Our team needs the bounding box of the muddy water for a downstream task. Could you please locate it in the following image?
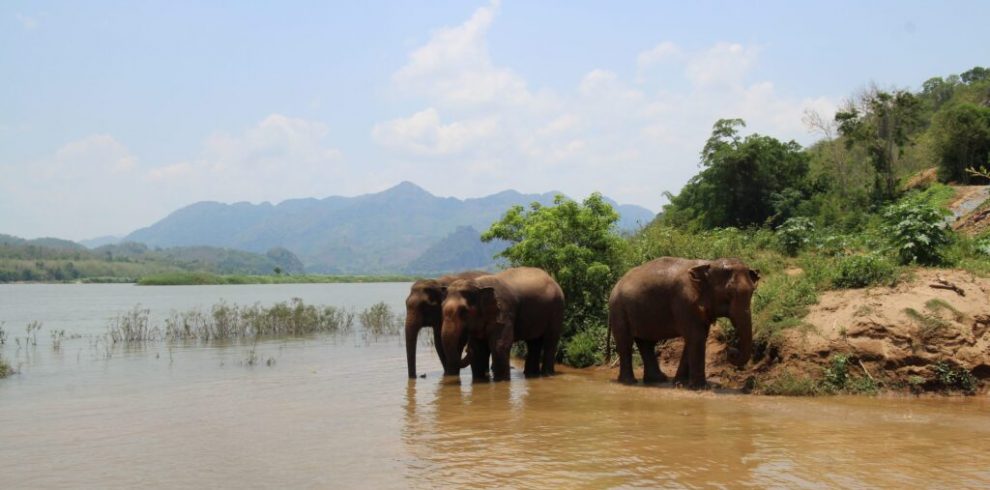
[2,284,989,488]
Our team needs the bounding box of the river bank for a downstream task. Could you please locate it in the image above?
[629,268,990,396]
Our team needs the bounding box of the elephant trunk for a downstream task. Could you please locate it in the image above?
[441,319,466,376]
[728,312,753,368]
[405,315,421,379]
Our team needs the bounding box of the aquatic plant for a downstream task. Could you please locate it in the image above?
[359,302,402,336]
[106,298,364,344]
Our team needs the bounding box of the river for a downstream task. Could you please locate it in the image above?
[1,283,988,488]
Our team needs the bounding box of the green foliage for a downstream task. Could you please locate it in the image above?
[105,299,357,343]
[562,325,606,368]
[881,199,952,265]
[482,193,626,360]
[0,356,11,378]
[932,103,990,184]
[822,354,851,391]
[776,217,815,256]
[359,302,402,336]
[831,254,898,289]
[756,371,820,396]
[663,119,811,229]
[751,273,818,349]
[835,89,925,201]
[933,361,976,393]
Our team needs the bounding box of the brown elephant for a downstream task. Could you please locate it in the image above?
[405,270,488,379]
[440,267,564,381]
[609,257,758,389]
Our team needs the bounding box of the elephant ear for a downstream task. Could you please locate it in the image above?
[424,285,447,305]
[749,269,761,284]
[689,263,711,287]
[477,287,499,324]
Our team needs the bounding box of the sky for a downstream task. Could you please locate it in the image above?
[2,1,989,240]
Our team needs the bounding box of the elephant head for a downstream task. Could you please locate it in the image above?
[689,258,759,367]
[405,279,448,378]
[440,280,499,376]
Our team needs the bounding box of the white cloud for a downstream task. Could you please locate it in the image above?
[374,6,837,210]
[392,0,532,108]
[146,114,344,203]
[15,13,38,30]
[4,115,345,240]
[685,42,760,87]
[637,42,681,70]
[372,108,498,156]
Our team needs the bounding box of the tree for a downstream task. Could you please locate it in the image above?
[960,66,990,85]
[835,89,924,201]
[482,193,626,365]
[932,103,990,184]
[663,119,810,229]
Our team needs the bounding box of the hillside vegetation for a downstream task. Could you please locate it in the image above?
[0,234,305,283]
[486,66,990,393]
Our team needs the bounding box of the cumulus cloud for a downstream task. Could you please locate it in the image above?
[4,115,344,239]
[146,114,344,203]
[374,5,837,210]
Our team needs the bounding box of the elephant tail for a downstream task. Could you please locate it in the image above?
[459,345,473,368]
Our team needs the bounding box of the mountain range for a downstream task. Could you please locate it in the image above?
[122,182,656,274]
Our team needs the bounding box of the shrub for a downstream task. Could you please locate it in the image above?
[776,217,815,256]
[562,326,605,368]
[933,360,976,393]
[882,200,952,265]
[832,254,898,289]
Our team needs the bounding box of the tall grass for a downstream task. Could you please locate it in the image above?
[358,302,402,336]
[103,298,403,344]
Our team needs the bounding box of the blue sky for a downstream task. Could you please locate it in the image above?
[2,1,989,240]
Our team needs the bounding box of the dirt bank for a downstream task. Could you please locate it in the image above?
[632,269,990,395]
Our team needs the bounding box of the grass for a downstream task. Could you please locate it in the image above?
[103,298,402,344]
[137,272,420,285]
[0,356,11,378]
[755,355,879,396]
[903,307,950,342]
[358,302,402,336]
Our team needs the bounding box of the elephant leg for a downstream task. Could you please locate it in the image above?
[637,338,667,384]
[611,307,636,384]
[674,340,690,386]
[492,344,511,382]
[686,323,711,390]
[431,326,447,371]
[541,330,560,376]
[470,339,491,382]
[524,338,543,378]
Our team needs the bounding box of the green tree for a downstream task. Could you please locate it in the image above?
[835,89,924,201]
[663,119,810,229]
[932,103,990,184]
[481,193,626,364]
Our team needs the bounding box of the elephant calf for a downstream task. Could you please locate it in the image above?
[440,267,564,381]
[609,257,758,389]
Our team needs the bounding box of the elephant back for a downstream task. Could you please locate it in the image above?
[496,267,564,341]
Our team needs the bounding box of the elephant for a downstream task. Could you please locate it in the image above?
[440,267,564,381]
[608,257,759,389]
[405,270,488,379]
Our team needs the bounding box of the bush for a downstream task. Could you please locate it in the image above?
[882,199,952,265]
[483,193,627,365]
[832,254,898,289]
[933,360,976,393]
[776,217,815,256]
[562,326,605,368]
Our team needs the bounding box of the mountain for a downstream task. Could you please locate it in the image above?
[403,226,507,275]
[79,235,122,248]
[125,182,656,274]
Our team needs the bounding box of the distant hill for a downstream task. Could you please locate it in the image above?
[125,182,655,274]
[79,235,122,248]
[403,226,507,275]
[0,233,304,282]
